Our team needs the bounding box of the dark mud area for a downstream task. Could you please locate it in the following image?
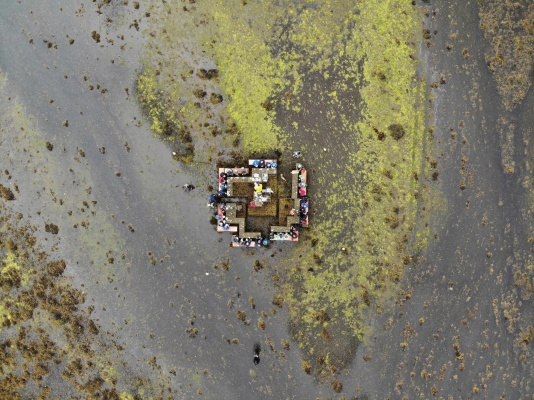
[352,0,533,398]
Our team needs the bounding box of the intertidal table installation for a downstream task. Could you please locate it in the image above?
[211,159,309,247]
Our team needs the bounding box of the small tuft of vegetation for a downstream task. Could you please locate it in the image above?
[209,93,223,104]
[186,327,199,338]
[0,184,15,201]
[388,124,405,140]
[91,31,100,43]
[236,311,246,323]
[272,294,284,308]
[197,69,219,80]
[45,223,59,235]
[253,260,263,272]
[302,360,312,374]
[330,379,343,393]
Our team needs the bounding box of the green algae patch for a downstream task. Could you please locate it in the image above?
[136,67,195,163]
[273,0,430,377]
[211,5,284,152]
[1,250,29,291]
[349,0,427,276]
[140,0,432,378]
[138,1,360,158]
[0,249,35,331]
[136,69,169,136]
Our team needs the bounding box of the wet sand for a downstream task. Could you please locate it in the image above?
[1,0,532,399]
[0,1,324,398]
[353,0,533,398]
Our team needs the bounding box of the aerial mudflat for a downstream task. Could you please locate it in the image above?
[0,0,532,398]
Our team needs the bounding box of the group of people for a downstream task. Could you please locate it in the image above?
[218,172,228,196]
[218,167,258,195]
[269,224,299,240]
[207,194,218,208]
[216,203,231,230]
[300,198,309,225]
[224,167,248,177]
[232,235,263,247]
[293,164,307,197]
[251,159,277,168]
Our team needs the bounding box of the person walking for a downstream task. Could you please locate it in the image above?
[253,344,261,365]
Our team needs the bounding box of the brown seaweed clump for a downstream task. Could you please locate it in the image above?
[0,184,15,201]
[388,124,406,140]
[479,1,534,110]
[45,223,59,234]
[0,210,171,398]
[91,31,100,43]
[330,379,343,393]
[210,93,223,104]
[197,68,219,80]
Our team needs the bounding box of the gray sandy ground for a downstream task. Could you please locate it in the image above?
[353,1,533,398]
[1,0,532,399]
[0,1,325,398]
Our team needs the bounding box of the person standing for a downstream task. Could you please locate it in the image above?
[253,344,261,365]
